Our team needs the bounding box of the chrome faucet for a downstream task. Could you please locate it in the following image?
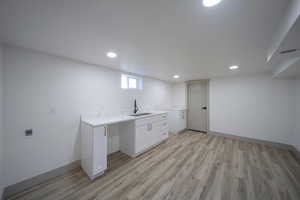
[134,99,139,114]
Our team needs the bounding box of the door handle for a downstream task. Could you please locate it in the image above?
[202,107,207,110]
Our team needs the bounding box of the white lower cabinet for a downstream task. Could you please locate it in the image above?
[134,114,169,155]
[81,123,107,180]
[119,114,169,157]
[168,110,187,134]
[81,113,169,179]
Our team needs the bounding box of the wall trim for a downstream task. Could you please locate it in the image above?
[178,128,188,134]
[290,146,300,162]
[2,160,80,200]
[169,128,188,135]
[189,129,207,134]
[208,131,294,150]
[0,189,3,200]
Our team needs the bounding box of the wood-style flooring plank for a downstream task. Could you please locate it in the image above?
[7,131,300,200]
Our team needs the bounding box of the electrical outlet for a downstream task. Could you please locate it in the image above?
[25,129,33,136]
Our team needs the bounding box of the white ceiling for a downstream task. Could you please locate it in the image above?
[277,20,300,77]
[0,0,290,81]
[275,59,300,78]
[268,0,300,78]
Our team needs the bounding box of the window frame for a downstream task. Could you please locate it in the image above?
[121,74,143,90]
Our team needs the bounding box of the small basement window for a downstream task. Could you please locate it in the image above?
[121,74,143,90]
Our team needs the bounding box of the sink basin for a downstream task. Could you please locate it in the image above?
[130,113,152,117]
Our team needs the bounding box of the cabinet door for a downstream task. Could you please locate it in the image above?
[152,121,162,144]
[159,120,169,141]
[160,120,168,131]
[135,125,149,153]
[93,126,107,175]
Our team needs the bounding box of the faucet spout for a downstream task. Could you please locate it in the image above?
[134,99,139,114]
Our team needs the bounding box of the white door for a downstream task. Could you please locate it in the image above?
[188,81,208,132]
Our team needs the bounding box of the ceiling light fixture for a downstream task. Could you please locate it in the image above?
[203,0,222,7]
[229,65,239,70]
[173,75,180,79]
[106,51,117,58]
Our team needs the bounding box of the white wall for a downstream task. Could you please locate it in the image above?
[2,46,172,187]
[0,45,4,197]
[293,78,300,151]
[209,74,297,144]
[171,83,187,108]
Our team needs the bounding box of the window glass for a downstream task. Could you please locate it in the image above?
[121,75,128,89]
[128,77,137,89]
[121,74,142,90]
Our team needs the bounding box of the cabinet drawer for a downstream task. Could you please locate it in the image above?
[135,117,154,127]
[135,114,167,127]
[156,114,168,121]
[160,120,168,130]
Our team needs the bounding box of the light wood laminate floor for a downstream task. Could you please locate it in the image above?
[8,131,300,200]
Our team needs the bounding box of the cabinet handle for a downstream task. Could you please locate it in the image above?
[104,126,107,136]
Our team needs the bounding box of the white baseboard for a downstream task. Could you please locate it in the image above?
[171,128,187,134]
[0,188,3,200]
[294,145,300,152]
[291,145,300,161]
[208,131,294,150]
[2,160,80,199]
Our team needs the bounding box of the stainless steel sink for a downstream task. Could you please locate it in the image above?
[130,113,152,117]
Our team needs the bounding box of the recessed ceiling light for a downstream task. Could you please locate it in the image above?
[173,75,180,79]
[106,51,117,58]
[203,0,222,7]
[229,65,239,70]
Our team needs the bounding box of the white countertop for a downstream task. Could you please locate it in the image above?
[81,111,168,127]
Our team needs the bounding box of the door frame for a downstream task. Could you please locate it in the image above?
[186,79,210,133]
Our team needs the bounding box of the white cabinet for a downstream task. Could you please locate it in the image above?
[168,110,187,134]
[160,120,169,140]
[119,114,169,157]
[81,112,169,179]
[134,114,169,155]
[81,123,107,180]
